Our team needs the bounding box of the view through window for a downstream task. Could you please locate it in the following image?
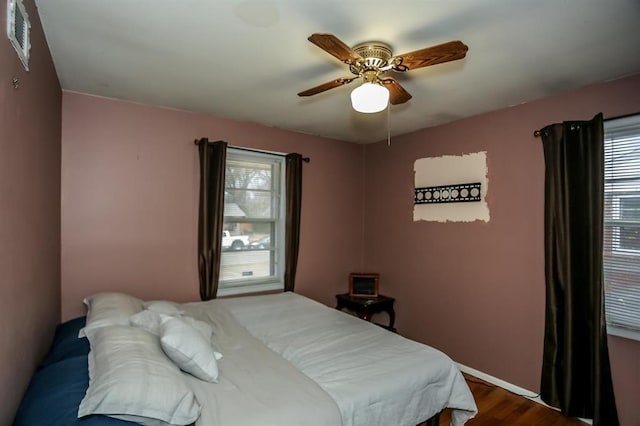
[218,148,285,296]
[604,114,640,340]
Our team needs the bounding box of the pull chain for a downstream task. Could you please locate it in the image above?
[387,102,391,146]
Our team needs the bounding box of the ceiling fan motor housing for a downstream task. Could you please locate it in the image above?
[350,42,393,74]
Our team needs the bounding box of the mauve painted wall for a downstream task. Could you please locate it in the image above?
[0,0,61,423]
[59,71,640,423]
[362,74,640,425]
[61,92,364,320]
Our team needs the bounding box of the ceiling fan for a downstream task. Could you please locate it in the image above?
[298,33,468,113]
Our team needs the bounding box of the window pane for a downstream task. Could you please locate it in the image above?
[225,189,274,219]
[619,197,640,250]
[225,157,278,220]
[226,158,273,190]
[220,222,275,282]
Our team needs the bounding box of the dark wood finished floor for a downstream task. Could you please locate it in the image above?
[437,374,586,426]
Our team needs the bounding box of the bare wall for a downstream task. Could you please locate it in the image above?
[362,74,640,425]
[61,92,365,320]
[0,0,61,423]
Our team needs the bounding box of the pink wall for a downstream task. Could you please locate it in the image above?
[59,67,640,424]
[362,74,640,425]
[0,0,61,423]
[61,92,365,320]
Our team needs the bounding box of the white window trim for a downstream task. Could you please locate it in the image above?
[219,147,286,296]
[607,324,640,341]
[217,281,283,297]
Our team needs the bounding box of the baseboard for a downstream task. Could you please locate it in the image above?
[456,363,592,425]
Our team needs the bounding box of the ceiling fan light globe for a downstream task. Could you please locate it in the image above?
[350,83,389,113]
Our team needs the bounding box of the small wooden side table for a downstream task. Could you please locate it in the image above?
[335,293,396,332]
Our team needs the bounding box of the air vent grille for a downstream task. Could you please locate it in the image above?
[6,0,31,70]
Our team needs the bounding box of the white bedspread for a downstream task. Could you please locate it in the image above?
[218,292,477,426]
[181,300,343,426]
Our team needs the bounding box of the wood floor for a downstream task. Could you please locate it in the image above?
[437,374,587,426]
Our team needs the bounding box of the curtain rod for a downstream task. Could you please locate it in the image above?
[533,113,634,138]
[194,138,310,163]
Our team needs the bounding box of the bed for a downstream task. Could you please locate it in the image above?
[14,292,477,426]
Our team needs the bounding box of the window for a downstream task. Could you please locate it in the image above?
[604,114,640,340]
[217,148,285,296]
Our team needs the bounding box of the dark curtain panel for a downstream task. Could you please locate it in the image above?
[284,153,303,292]
[197,138,227,301]
[540,113,619,425]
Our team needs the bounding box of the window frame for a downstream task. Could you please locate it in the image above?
[603,114,640,341]
[217,147,286,297]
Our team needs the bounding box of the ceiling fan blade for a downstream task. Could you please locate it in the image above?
[381,77,412,105]
[298,76,358,97]
[308,33,363,65]
[393,40,468,72]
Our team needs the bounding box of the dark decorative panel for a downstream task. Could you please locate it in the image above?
[414,182,481,204]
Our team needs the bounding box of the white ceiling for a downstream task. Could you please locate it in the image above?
[34,0,640,144]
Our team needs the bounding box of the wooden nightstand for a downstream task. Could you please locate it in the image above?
[335,293,396,332]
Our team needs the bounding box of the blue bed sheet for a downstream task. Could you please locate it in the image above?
[14,317,132,426]
[38,316,90,369]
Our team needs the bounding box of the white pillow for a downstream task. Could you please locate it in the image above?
[78,325,201,426]
[130,310,163,335]
[131,311,214,342]
[160,316,221,383]
[181,316,214,341]
[79,293,143,337]
[143,300,185,316]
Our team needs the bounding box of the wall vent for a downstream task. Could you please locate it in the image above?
[6,0,31,70]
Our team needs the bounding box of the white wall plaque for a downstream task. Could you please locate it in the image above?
[413,152,490,223]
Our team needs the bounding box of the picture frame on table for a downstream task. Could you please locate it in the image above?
[348,273,379,298]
